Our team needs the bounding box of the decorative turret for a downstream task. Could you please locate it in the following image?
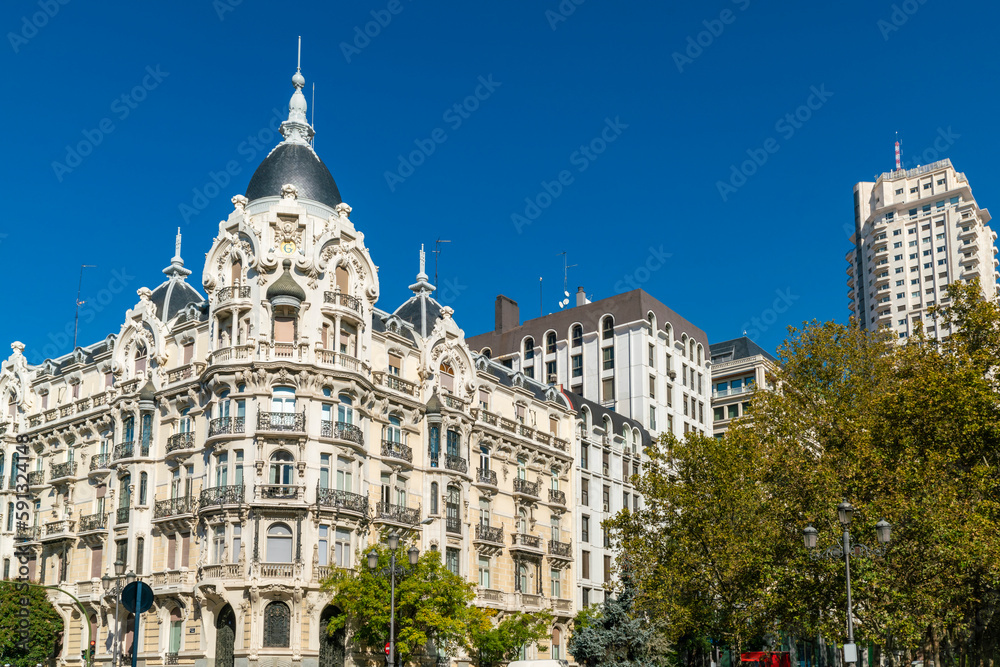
[267,260,306,308]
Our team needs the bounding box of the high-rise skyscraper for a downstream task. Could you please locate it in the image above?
[848,159,998,339]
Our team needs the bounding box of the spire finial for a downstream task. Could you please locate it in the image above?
[418,244,427,278]
[281,37,314,146]
[163,227,191,279]
[409,244,435,295]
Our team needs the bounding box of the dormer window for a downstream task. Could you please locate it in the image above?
[134,346,148,376]
[439,362,455,393]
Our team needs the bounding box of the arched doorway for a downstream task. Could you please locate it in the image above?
[319,606,345,667]
[215,605,236,667]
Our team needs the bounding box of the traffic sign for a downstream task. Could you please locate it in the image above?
[385,641,391,656]
[121,581,154,614]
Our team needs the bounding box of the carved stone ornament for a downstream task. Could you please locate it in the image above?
[232,194,249,211]
[334,202,352,219]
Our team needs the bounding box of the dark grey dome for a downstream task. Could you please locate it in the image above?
[267,260,307,304]
[245,143,342,208]
[150,279,204,322]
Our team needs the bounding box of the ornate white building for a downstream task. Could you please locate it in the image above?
[0,63,601,667]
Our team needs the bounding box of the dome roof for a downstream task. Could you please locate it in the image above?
[267,260,306,304]
[150,275,204,322]
[245,140,342,209]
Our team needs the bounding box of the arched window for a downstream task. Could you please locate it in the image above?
[481,348,492,359]
[689,339,696,362]
[697,344,703,365]
[552,627,562,660]
[168,608,183,655]
[269,451,294,486]
[430,482,438,515]
[231,260,243,287]
[518,508,527,534]
[134,346,147,376]
[139,472,148,505]
[439,362,455,392]
[0,452,5,482]
[8,452,17,489]
[123,415,135,443]
[517,563,529,593]
[335,266,350,294]
[5,393,14,419]
[546,332,557,354]
[6,502,13,531]
[263,601,291,647]
[119,474,131,508]
[571,325,583,348]
[446,485,460,528]
[648,311,656,331]
[266,523,293,563]
[385,416,402,444]
[601,316,614,340]
[337,394,353,424]
[523,337,535,360]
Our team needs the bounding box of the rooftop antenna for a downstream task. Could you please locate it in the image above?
[895,132,901,171]
[433,238,451,286]
[539,277,543,318]
[311,82,316,148]
[74,264,96,349]
[557,251,577,309]
[297,35,301,72]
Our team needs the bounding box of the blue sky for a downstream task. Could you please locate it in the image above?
[2,0,998,364]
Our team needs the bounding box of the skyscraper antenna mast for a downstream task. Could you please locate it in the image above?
[74,264,96,349]
[434,238,451,286]
[557,251,577,309]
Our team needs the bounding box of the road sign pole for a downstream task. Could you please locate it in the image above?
[132,581,140,667]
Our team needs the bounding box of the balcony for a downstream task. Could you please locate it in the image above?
[323,291,363,313]
[42,519,75,541]
[114,440,149,461]
[510,533,543,552]
[513,478,540,498]
[167,365,196,383]
[475,468,498,487]
[446,517,462,534]
[166,653,179,666]
[476,410,499,427]
[166,432,197,454]
[551,598,572,615]
[50,461,77,482]
[381,439,412,463]
[27,470,45,488]
[443,394,468,411]
[375,501,420,526]
[548,540,572,560]
[477,588,506,605]
[154,496,194,519]
[200,484,245,509]
[15,526,41,542]
[150,570,196,590]
[79,512,107,533]
[321,420,363,445]
[257,411,305,433]
[315,349,363,372]
[372,371,416,396]
[316,488,368,515]
[517,593,544,609]
[445,455,468,473]
[548,489,566,505]
[209,416,245,437]
[259,562,295,578]
[474,524,504,544]
[210,345,254,364]
[116,507,131,524]
[200,563,243,580]
[89,453,112,473]
[257,484,304,501]
[218,285,251,303]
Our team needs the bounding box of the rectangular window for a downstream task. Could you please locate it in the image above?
[581,551,590,579]
[571,354,582,378]
[648,376,656,398]
[602,378,614,402]
[232,525,242,563]
[581,515,590,543]
[388,353,402,376]
[446,548,459,575]
[318,525,329,567]
[580,444,588,470]
[320,453,331,490]
[478,556,490,588]
[604,555,612,583]
[582,587,590,607]
[551,568,561,599]
[335,529,351,568]
[602,347,614,370]
[212,526,225,564]
[581,478,589,506]
[545,360,556,381]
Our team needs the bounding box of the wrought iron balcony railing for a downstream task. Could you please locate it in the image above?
[321,420,363,445]
[513,478,540,497]
[511,533,542,549]
[114,441,135,460]
[375,501,420,525]
[116,507,131,524]
[446,517,462,534]
[257,412,305,432]
[27,471,44,486]
[476,468,498,486]
[381,439,412,463]
[15,526,41,542]
[79,512,107,532]
[89,453,112,472]
[372,371,417,396]
[316,487,369,514]
[166,432,196,453]
[209,416,245,437]
[323,291,362,312]
[475,524,503,544]
[257,484,304,501]
[548,539,572,558]
[445,455,468,473]
[217,285,251,303]
[155,496,194,519]
[548,489,566,505]
[199,484,245,508]
[50,461,77,481]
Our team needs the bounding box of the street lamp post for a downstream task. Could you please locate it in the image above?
[101,560,126,667]
[367,534,420,667]
[803,502,892,667]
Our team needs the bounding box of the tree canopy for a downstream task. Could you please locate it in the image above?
[0,580,65,666]
[608,281,1000,666]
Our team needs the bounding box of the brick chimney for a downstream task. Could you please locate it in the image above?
[495,295,519,333]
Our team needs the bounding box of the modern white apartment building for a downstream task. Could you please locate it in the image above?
[708,337,776,437]
[467,289,713,440]
[848,159,999,339]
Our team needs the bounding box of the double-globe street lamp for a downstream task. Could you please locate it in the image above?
[367,533,420,667]
[101,560,127,667]
[803,501,892,667]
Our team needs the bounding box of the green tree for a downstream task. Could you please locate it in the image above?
[609,281,1000,665]
[321,545,476,665]
[467,608,552,667]
[568,561,668,666]
[0,580,65,666]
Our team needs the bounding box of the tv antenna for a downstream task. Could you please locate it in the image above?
[433,238,451,286]
[74,264,97,349]
[557,251,577,309]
